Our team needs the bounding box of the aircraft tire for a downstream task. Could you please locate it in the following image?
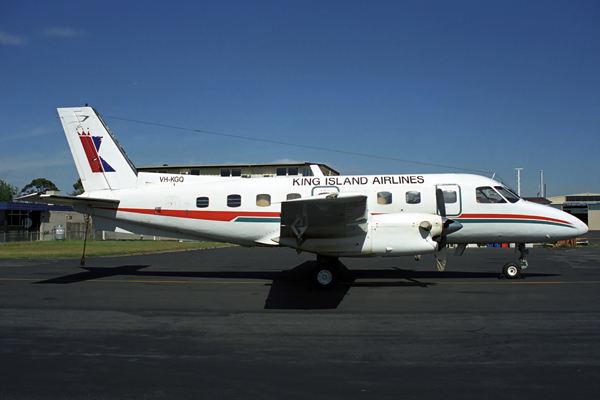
[502,262,521,279]
[311,265,338,290]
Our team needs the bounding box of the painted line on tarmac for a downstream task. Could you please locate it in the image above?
[3,277,600,286]
[348,280,600,286]
[0,277,266,284]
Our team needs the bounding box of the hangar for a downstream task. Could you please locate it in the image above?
[548,193,600,231]
[0,201,86,242]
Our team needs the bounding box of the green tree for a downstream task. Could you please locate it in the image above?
[0,179,18,202]
[20,178,59,195]
[69,178,84,196]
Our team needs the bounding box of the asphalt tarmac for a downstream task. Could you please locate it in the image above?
[1,236,600,399]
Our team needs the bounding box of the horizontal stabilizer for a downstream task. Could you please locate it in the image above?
[17,193,120,209]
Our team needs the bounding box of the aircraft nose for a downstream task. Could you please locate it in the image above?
[563,211,589,237]
[574,217,589,236]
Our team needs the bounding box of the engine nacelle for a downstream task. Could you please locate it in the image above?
[369,213,442,256]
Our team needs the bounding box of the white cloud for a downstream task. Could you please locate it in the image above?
[0,30,27,46]
[270,158,304,164]
[41,27,82,37]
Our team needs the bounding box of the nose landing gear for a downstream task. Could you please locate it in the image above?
[500,243,528,279]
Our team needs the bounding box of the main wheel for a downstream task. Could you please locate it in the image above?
[311,265,338,290]
[502,262,521,279]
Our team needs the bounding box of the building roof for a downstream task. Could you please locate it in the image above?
[547,193,600,205]
[0,202,74,212]
[138,162,340,175]
[523,197,551,205]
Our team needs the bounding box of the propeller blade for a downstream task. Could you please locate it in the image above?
[435,227,449,272]
[433,189,462,272]
[436,246,447,271]
[436,188,446,218]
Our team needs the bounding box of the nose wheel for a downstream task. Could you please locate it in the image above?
[502,262,522,279]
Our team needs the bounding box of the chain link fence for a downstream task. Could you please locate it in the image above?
[1,230,98,244]
[1,230,180,243]
[1,231,42,243]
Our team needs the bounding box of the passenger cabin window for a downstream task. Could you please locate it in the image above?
[287,193,301,200]
[406,191,421,204]
[377,191,392,205]
[256,194,271,207]
[476,187,506,203]
[443,190,457,204]
[221,169,230,177]
[276,167,287,176]
[196,197,209,208]
[227,194,241,207]
[495,186,520,203]
[288,167,299,176]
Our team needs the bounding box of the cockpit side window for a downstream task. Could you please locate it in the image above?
[495,186,520,203]
[476,187,506,203]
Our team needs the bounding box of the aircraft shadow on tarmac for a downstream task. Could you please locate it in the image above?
[34,261,559,310]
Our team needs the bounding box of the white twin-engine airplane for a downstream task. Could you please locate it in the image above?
[22,107,588,288]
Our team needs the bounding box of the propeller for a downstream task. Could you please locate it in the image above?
[436,188,446,219]
[434,188,463,271]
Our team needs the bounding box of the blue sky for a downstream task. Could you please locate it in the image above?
[1,0,599,197]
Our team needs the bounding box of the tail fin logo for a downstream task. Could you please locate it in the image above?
[78,130,115,173]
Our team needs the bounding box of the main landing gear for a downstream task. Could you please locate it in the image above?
[311,255,340,289]
[500,243,529,279]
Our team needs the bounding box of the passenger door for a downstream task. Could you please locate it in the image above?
[436,184,462,216]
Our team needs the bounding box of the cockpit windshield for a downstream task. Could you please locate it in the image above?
[476,187,506,203]
[495,186,520,203]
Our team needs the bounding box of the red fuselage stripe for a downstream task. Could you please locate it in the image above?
[117,208,281,222]
[458,213,572,226]
[110,209,572,226]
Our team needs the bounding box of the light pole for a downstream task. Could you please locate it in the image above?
[540,170,544,198]
[515,168,523,196]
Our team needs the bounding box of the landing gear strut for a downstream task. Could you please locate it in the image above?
[500,243,528,279]
[311,255,340,289]
[517,243,529,270]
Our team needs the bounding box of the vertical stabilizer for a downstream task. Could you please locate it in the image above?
[58,107,138,191]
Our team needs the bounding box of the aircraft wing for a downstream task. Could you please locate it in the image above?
[16,193,120,209]
[279,192,368,245]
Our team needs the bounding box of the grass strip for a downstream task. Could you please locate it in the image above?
[0,240,234,259]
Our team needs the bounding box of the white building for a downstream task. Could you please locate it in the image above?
[547,193,600,231]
